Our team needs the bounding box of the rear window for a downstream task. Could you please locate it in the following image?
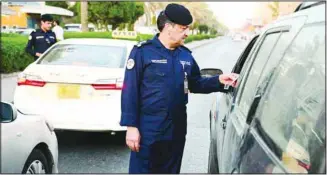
[38,44,127,68]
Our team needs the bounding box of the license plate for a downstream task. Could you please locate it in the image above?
[57,84,80,99]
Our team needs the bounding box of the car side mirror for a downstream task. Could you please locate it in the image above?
[200,68,223,77]
[0,102,18,123]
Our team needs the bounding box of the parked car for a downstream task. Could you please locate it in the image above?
[0,101,58,173]
[64,23,96,32]
[14,39,136,133]
[205,1,325,173]
[232,33,244,41]
[15,28,35,35]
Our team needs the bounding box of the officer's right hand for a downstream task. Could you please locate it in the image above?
[126,127,141,152]
[219,73,239,87]
[36,53,42,57]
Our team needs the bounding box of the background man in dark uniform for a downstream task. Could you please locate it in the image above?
[120,3,239,174]
[25,14,57,60]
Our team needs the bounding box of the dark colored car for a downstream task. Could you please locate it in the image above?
[204,2,325,173]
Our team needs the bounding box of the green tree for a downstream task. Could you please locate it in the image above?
[45,1,68,9]
[130,2,145,30]
[209,28,217,35]
[268,2,280,19]
[144,2,166,26]
[68,2,81,23]
[88,2,144,31]
[198,24,209,34]
[190,21,199,35]
[151,15,156,25]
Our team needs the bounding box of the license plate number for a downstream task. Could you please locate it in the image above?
[57,84,80,99]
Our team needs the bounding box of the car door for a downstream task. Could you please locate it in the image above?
[213,35,259,164]
[219,29,283,173]
[219,15,308,173]
[238,22,325,173]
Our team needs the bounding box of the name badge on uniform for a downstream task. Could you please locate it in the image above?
[151,59,167,64]
[50,36,55,39]
[184,72,188,94]
[181,62,188,94]
[36,36,44,39]
[180,60,191,66]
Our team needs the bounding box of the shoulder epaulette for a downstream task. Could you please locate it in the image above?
[136,40,151,47]
[29,30,36,36]
[180,45,192,53]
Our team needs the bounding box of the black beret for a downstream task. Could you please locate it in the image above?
[41,14,53,22]
[165,3,193,26]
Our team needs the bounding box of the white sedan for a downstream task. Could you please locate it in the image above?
[14,39,136,132]
[1,101,58,173]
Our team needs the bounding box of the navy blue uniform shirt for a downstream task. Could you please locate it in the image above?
[25,29,57,60]
[120,34,225,142]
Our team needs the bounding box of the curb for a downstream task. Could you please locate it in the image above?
[189,37,220,51]
[1,37,219,79]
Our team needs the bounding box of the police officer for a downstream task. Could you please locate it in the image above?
[25,14,57,60]
[120,3,239,174]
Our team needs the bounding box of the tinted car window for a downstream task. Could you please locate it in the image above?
[255,24,325,173]
[232,36,259,74]
[237,32,280,115]
[240,131,282,173]
[39,44,127,68]
[257,31,292,89]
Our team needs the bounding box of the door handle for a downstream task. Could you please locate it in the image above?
[221,115,227,129]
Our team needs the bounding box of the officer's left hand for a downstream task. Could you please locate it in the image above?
[219,73,239,88]
[36,53,42,57]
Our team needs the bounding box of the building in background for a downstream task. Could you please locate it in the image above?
[1,2,73,30]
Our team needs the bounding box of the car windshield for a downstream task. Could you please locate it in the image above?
[38,44,127,68]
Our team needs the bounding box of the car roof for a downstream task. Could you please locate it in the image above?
[57,38,137,47]
[259,1,325,32]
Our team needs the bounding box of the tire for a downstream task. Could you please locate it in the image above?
[208,112,219,174]
[22,149,51,174]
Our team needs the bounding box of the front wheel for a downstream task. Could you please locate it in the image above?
[22,149,51,174]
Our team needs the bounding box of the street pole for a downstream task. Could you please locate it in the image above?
[81,1,88,32]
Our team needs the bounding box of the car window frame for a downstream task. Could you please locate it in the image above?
[231,35,260,74]
[226,27,290,137]
[232,29,282,116]
[232,25,292,109]
[224,35,260,98]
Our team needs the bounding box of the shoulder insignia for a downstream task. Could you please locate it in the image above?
[29,30,36,40]
[136,40,151,47]
[180,45,192,53]
[126,58,135,69]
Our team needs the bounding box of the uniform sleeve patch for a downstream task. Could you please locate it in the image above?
[126,59,135,69]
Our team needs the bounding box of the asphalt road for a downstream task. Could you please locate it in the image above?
[1,36,247,173]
